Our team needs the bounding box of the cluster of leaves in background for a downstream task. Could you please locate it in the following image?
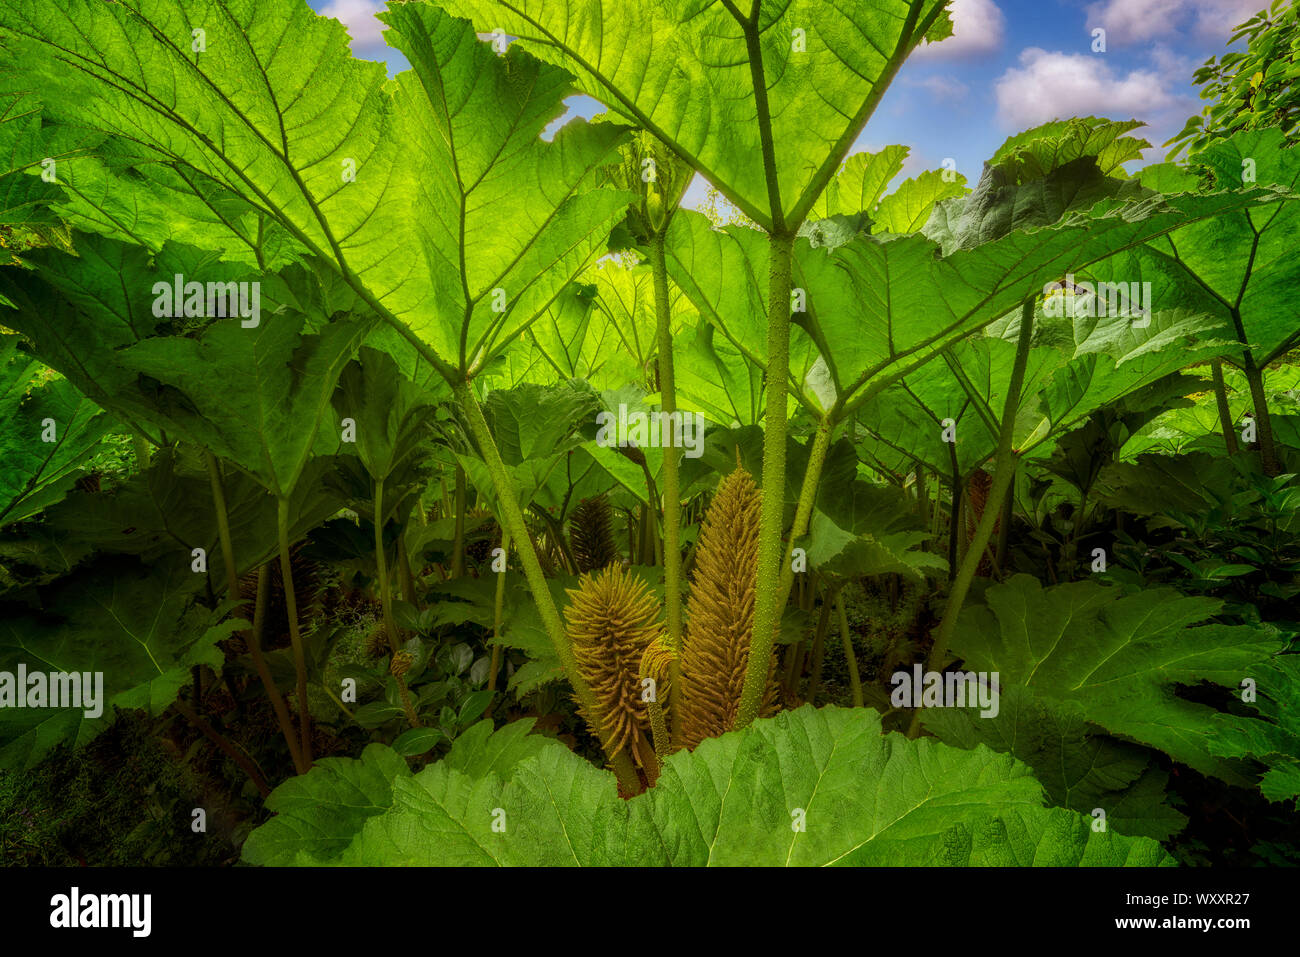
[1168,0,1300,158]
[0,0,1296,867]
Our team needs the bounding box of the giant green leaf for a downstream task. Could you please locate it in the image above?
[807,146,908,221]
[923,686,1188,841]
[457,380,604,515]
[117,316,370,497]
[379,2,633,371]
[332,346,443,485]
[431,0,952,228]
[802,189,1275,415]
[804,510,945,581]
[667,171,1280,424]
[872,167,969,234]
[244,705,1172,866]
[0,559,239,769]
[854,304,1232,480]
[988,118,1151,184]
[1211,655,1300,806]
[922,156,1145,255]
[0,335,110,525]
[0,0,631,379]
[662,212,821,408]
[0,86,99,224]
[41,134,303,269]
[29,448,341,581]
[1136,129,1300,366]
[805,146,969,236]
[0,234,273,441]
[0,0,400,286]
[948,575,1285,785]
[240,743,413,866]
[675,319,766,427]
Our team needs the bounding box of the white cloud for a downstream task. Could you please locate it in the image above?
[993,47,1182,130]
[1189,0,1268,38]
[914,74,970,101]
[1086,0,1263,45]
[320,0,387,53]
[914,0,1005,59]
[1147,43,1196,81]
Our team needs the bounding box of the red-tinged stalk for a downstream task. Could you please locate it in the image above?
[203,451,305,775]
[450,465,467,577]
[276,496,313,766]
[374,478,401,655]
[1210,359,1240,455]
[835,588,864,708]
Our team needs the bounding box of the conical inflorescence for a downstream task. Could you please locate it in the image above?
[679,465,779,749]
[569,494,620,572]
[564,564,662,769]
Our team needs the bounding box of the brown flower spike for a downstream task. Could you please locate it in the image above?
[564,565,662,768]
[679,465,779,749]
[569,494,620,572]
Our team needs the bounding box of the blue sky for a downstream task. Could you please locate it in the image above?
[310,0,1266,201]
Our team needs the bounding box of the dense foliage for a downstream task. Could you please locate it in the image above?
[1169,0,1300,158]
[0,0,1296,867]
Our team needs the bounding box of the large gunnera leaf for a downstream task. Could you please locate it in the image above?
[0,86,99,224]
[0,560,240,770]
[0,0,631,378]
[947,575,1285,786]
[13,448,342,586]
[432,0,952,227]
[923,687,1188,841]
[244,706,1172,866]
[0,334,110,525]
[667,166,1280,419]
[854,304,1229,480]
[1210,656,1300,807]
[1136,129,1300,367]
[0,234,285,442]
[119,318,371,498]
